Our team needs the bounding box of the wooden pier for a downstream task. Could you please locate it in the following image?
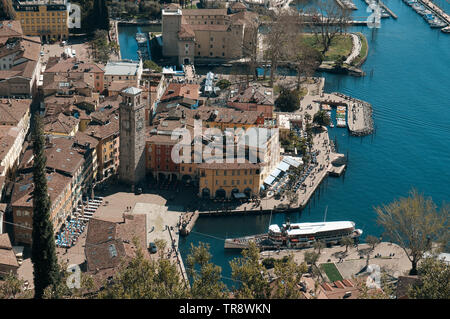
[379,0,398,19]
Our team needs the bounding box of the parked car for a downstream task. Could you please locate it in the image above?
[149,242,157,254]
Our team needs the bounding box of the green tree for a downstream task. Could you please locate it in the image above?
[313,110,331,127]
[186,242,228,298]
[375,189,449,275]
[90,29,116,63]
[154,238,167,259]
[0,272,25,299]
[216,79,231,90]
[229,242,270,299]
[408,256,450,299]
[143,60,162,72]
[366,235,380,252]
[340,236,354,253]
[304,251,320,268]
[99,245,188,298]
[303,251,322,279]
[42,262,95,299]
[275,87,300,112]
[313,240,326,254]
[272,255,307,299]
[31,114,61,299]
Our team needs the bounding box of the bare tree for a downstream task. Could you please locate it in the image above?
[263,9,298,87]
[287,35,322,90]
[299,0,351,54]
[240,14,261,83]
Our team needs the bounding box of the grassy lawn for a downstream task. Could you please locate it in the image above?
[351,32,368,66]
[301,34,353,62]
[320,263,344,282]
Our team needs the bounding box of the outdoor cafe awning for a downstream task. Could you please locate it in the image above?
[277,161,290,172]
[283,156,303,168]
[270,168,282,178]
[264,174,276,185]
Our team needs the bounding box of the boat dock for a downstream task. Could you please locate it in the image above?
[419,0,450,26]
[361,0,397,19]
[315,93,374,136]
[179,210,199,236]
[379,1,398,19]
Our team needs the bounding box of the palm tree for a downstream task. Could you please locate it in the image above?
[313,110,331,127]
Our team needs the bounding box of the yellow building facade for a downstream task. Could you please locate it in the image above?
[13,0,68,41]
[198,163,261,199]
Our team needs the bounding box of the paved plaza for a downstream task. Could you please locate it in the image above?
[260,242,413,281]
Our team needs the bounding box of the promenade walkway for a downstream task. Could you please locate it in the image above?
[345,33,362,65]
[260,242,413,280]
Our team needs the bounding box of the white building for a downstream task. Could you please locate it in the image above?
[104,60,143,92]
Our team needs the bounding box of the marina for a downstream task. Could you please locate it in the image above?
[115,3,450,287]
[314,92,374,136]
[403,0,450,30]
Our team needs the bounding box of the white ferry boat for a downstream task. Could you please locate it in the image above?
[224,220,363,250]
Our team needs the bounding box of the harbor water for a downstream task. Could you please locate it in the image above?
[118,1,450,286]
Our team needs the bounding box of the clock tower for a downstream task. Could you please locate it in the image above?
[119,87,146,187]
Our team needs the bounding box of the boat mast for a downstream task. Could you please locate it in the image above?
[323,205,328,222]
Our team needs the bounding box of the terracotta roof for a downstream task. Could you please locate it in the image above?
[182,9,227,16]
[11,171,72,208]
[228,84,274,105]
[0,233,13,250]
[320,278,361,299]
[43,112,79,135]
[74,131,99,149]
[161,83,200,101]
[178,24,195,39]
[45,58,104,74]
[0,98,31,125]
[85,215,149,272]
[45,137,85,175]
[184,105,264,125]
[16,38,41,62]
[107,80,129,92]
[86,115,120,140]
[98,95,121,109]
[0,20,23,38]
[0,233,19,269]
[14,59,38,78]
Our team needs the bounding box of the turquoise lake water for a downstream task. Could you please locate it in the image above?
[118,1,450,286]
